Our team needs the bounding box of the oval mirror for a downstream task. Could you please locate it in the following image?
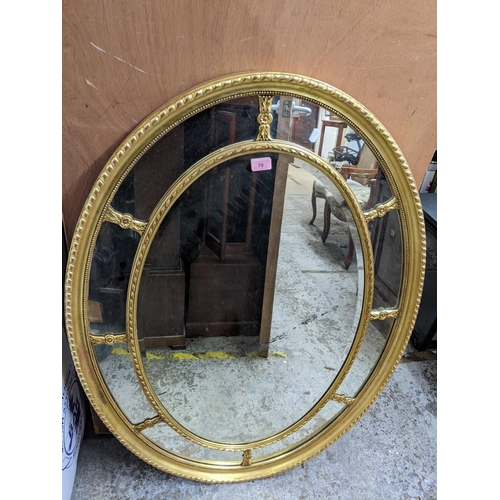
[65,72,425,482]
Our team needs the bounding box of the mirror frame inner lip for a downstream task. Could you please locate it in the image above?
[64,71,426,483]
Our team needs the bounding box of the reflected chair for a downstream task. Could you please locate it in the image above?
[340,144,379,186]
[309,177,377,270]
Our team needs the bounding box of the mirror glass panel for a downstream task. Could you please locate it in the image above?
[95,344,157,424]
[336,320,392,397]
[142,423,243,462]
[88,99,405,448]
[371,209,404,311]
[112,97,266,221]
[138,154,363,443]
[88,221,140,335]
[252,399,345,459]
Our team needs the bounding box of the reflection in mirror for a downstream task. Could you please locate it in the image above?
[111,125,186,221]
[336,320,392,398]
[137,153,278,351]
[299,103,391,213]
[136,152,366,445]
[143,401,346,463]
[89,94,406,457]
[252,400,345,459]
[142,423,242,462]
[112,97,263,221]
[89,99,405,451]
[371,210,403,313]
[299,105,403,338]
[88,222,140,335]
[95,344,157,424]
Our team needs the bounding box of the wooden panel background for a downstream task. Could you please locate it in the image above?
[62,0,436,240]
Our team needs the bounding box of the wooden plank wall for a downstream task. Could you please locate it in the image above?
[62,0,436,240]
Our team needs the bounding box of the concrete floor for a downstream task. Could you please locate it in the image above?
[70,164,437,499]
[71,349,436,499]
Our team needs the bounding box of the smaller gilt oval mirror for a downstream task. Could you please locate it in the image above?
[65,72,425,483]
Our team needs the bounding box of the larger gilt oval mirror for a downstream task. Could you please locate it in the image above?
[65,72,425,483]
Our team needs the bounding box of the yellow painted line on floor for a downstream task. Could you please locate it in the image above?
[110,348,288,359]
[172,351,235,360]
[169,352,199,360]
[271,351,288,358]
[247,351,287,358]
[145,351,164,360]
[111,347,129,356]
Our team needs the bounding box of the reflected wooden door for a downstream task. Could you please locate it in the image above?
[290,100,320,151]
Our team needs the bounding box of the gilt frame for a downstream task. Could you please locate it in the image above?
[64,72,426,483]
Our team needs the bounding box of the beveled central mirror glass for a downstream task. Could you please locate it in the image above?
[65,72,425,482]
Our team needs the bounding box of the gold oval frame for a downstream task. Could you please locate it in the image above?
[127,140,374,452]
[65,72,426,483]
